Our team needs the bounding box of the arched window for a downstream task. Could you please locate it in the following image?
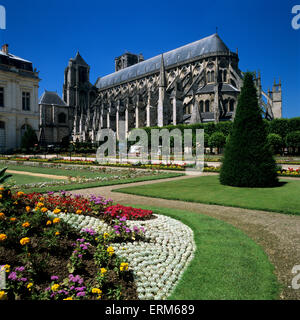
[0,121,5,152]
[205,100,210,112]
[223,70,227,82]
[211,71,215,83]
[223,100,228,113]
[229,100,235,112]
[200,101,204,113]
[58,112,67,124]
[207,71,211,83]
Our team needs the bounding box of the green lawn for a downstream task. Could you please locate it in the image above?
[4,164,183,193]
[8,173,59,186]
[115,175,300,215]
[124,205,280,300]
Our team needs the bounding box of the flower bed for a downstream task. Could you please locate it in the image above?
[0,188,195,300]
[278,167,300,177]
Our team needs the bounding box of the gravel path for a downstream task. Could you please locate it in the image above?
[71,174,300,300]
[7,170,72,180]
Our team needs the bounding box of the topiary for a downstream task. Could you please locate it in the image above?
[219,72,278,187]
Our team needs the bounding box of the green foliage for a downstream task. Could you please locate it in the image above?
[208,132,226,149]
[220,72,278,187]
[286,131,300,148]
[0,167,12,184]
[267,133,283,155]
[21,127,38,151]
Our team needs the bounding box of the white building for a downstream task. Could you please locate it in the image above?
[0,44,40,152]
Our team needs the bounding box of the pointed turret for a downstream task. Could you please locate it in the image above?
[159,54,166,87]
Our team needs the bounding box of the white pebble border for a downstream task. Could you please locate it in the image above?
[47,212,196,300]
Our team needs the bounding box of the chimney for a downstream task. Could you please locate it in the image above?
[2,44,8,55]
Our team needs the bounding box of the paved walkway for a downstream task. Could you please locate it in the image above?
[7,170,73,180]
[71,174,300,300]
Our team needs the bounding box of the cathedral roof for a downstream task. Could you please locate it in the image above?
[96,33,232,90]
[39,90,67,106]
[73,52,89,67]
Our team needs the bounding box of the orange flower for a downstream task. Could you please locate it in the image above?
[41,208,48,213]
[10,217,17,222]
[53,218,60,224]
[46,220,52,226]
[55,232,60,236]
[22,222,30,228]
[20,237,30,246]
[53,208,61,215]
[0,212,5,219]
[17,191,25,197]
[26,206,31,213]
[76,210,83,215]
[0,234,7,241]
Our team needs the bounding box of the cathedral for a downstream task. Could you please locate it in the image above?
[61,33,282,143]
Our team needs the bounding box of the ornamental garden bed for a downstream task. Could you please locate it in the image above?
[0,189,195,300]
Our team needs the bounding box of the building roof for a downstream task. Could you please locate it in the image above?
[72,52,89,67]
[39,90,67,106]
[196,83,239,94]
[96,33,232,90]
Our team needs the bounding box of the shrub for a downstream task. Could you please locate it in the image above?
[208,132,226,154]
[21,127,38,151]
[267,133,283,155]
[220,72,278,187]
[286,131,300,154]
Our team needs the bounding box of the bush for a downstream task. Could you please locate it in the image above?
[208,132,226,154]
[286,131,300,154]
[267,133,283,155]
[21,127,38,151]
[220,72,278,187]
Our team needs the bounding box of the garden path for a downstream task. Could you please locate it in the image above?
[72,174,300,300]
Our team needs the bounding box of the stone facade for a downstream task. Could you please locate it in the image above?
[38,91,73,145]
[63,33,282,142]
[0,44,40,152]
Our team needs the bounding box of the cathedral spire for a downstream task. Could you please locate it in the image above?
[159,54,166,87]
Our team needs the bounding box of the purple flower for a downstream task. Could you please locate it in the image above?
[15,266,25,272]
[75,286,86,292]
[125,228,131,233]
[8,272,17,280]
[19,277,28,282]
[78,254,83,258]
[51,275,59,281]
[76,291,86,297]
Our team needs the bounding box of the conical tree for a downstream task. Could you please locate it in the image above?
[220,72,278,187]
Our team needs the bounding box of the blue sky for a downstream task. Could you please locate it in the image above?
[0,0,299,118]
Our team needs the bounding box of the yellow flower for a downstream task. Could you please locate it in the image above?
[20,237,30,246]
[0,234,7,241]
[46,220,52,226]
[76,209,83,215]
[37,202,44,208]
[51,284,60,292]
[22,222,30,228]
[17,191,25,197]
[120,262,129,272]
[107,246,114,256]
[53,208,61,215]
[100,268,107,275]
[55,232,60,236]
[27,283,33,291]
[41,207,48,213]
[0,291,7,300]
[92,288,102,294]
[53,218,61,224]
[0,264,10,273]
[0,187,4,192]
[103,233,109,240]
[63,297,73,300]
[0,194,2,199]
[39,197,45,201]
[26,206,31,213]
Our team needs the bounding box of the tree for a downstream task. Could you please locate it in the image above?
[219,72,278,187]
[286,131,300,154]
[208,132,226,154]
[267,133,283,155]
[21,126,38,151]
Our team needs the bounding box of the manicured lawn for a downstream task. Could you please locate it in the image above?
[124,205,280,300]
[115,175,300,215]
[8,173,59,185]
